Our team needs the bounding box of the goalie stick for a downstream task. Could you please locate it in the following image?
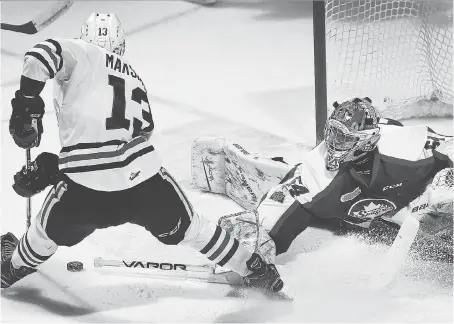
[1,0,74,34]
[369,167,453,289]
[94,257,243,285]
[368,215,420,290]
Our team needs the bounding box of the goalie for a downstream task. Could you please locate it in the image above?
[192,97,453,262]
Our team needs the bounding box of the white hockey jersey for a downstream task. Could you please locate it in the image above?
[22,38,161,191]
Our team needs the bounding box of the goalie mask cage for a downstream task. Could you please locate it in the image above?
[313,0,453,144]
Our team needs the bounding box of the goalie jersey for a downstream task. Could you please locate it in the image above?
[257,125,453,254]
[22,38,160,191]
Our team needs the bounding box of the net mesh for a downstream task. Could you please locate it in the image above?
[325,0,453,120]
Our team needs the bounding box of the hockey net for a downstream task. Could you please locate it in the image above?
[325,0,453,120]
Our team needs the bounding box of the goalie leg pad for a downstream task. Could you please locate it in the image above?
[218,210,276,264]
[191,137,227,194]
[181,212,253,276]
[191,137,292,210]
[222,140,292,210]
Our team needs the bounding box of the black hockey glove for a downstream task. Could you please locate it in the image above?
[9,90,45,149]
[13,152,61,198]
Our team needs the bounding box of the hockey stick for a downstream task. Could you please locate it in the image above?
[94,257,243,285]
[25,149,32,228]
[368,215,420,290]
[1,0,74,34]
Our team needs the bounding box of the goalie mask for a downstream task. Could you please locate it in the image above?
[324,97,381,171]
[80,13,125,56]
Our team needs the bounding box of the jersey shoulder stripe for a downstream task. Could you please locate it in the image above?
[24,39,63,78]
[24,51,55,78]
[45,39,63,71]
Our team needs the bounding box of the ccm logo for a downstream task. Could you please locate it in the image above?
[123,261,186,270]
[383,183,402,191]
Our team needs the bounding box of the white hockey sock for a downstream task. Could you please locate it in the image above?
[11,218,57,269]
[181,213,252,276]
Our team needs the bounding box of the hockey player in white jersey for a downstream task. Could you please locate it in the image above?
[1,13,283,293]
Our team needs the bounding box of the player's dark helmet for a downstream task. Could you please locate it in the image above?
[324,97,381,171]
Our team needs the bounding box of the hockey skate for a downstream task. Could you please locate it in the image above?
[1,232,19,262]
[1,232,36,289]
[243,253,283,292]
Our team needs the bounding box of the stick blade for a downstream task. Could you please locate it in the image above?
[368,216,420,290]
[1,21,37,34]
[1,0,73,34]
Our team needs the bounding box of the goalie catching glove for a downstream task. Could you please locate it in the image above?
[13,152,61,198]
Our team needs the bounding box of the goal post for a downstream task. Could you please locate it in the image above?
[313,0,453,144]
[313,0,328,144]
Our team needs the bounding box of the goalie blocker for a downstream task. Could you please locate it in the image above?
[191,124,453,257]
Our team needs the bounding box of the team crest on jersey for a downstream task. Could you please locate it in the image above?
[348,199,396,219]
[340,187,361,202]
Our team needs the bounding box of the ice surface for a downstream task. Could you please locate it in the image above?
[1,1,452,322]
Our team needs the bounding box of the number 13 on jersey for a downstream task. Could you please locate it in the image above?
[106,74,153,137]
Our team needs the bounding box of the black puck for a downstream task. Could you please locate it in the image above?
[67,261,84,272]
